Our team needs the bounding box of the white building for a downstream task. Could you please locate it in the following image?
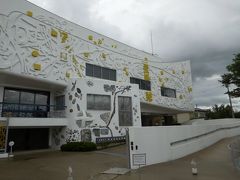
[0,0,194,152]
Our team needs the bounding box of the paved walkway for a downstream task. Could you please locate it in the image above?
[0,137,239,180]
[116,137,240,180]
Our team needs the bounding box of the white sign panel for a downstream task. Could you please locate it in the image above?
[132,153,146,166]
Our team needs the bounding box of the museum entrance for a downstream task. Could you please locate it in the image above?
[8,128,49,151]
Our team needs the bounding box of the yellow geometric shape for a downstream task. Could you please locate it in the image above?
[123,67,129,76]
[72,55,78,64]
[143,59,150,81]
[83,52,90,58]
[98,39,103,45]
[66,72,70,78]
[26,11,33,17]
[145,91,153,102]
[33,63,41,71]
[65,45,70,49]
[88,35,93,41]
[101,53,106,59]
[32,50,39,57]
[51,29,58,37]
[60,31,68,43]
[188,86,192,93]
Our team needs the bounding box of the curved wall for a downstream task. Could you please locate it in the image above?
[0,0,193,111]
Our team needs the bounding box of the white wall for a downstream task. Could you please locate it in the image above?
[128,119,240,169]
[0,0,193,112]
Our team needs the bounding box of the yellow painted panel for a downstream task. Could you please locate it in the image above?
[32,50,39,57]
[83,52,90,58]
[26,11,33,17]
[145,91,153,102]
[88,35,93,41]
[60,31,68,43]
[33,63,41,71]
[123,67,129,76]
[66,72,70,78]
[51,29,58,37]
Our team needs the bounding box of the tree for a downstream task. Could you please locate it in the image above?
[219,73,234,118]
[219,53,240,117]
[226,53,240,97]
[206,104,232,119]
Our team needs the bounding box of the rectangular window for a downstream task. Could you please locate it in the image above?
[55,95,65,110]
[161,87,176,98]
[93,65,101,78]
[130,77,151,91]
[2,88,50,117]
[118,96,132,126]
[87,94,111,110]
[85,63,116,81]
[86,63,93,76]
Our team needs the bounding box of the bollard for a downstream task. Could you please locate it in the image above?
[191,159,198,175]
[8,141,14,158]
[67,166,73,180]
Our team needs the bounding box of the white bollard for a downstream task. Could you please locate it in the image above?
[191,159,198,175]
[67,166,73,180]
[8,141,14,158]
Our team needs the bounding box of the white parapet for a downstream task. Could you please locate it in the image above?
[128,118,240,169]
[0,153,8,158]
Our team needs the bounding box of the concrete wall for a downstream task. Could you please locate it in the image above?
[128,118,240,169]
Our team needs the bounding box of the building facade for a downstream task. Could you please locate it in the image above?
[0,0,193,151]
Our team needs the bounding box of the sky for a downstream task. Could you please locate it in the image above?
[28,0,240,111]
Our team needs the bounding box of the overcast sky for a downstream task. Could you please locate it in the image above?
[29,0,240,110]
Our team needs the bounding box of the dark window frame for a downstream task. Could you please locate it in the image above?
[118,96,133,126]
[87,94,111,110]
[2,87,50,117]
[130,77,151,91]
[86,63,116,81]
[161,87,176,98]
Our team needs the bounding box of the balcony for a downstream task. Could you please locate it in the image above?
[0,102,66,118]
[0,102,68,127]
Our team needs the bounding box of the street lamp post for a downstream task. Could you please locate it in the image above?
[4,112,11,154]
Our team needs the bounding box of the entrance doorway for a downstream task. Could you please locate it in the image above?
[8,128,49,151]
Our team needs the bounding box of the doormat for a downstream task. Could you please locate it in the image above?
[101,167,130,175]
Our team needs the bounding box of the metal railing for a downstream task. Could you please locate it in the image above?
[0,102,66,118]
[229,137,240,170]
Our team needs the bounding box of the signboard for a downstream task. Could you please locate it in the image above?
[0,121,7,151]
[132,153,146,166]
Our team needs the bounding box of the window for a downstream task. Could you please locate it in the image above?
[161,87,176,98]
[55,95,65,110]
[86,63,116,81]
[130,77,151,91]
[2,88,50,117]
[87,94,111,110]
[118,96,132,126]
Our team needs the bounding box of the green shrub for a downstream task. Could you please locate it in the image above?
[61,142,97,152]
